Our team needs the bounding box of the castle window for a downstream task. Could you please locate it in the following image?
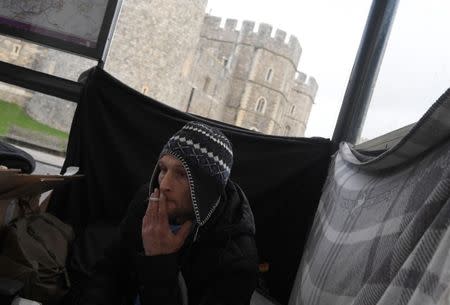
[266,68,273,82]
[203,76,211,92]
[223,57,229,67]
[12,44,21,55]
[284,125,291,136]
[255,97,266,113]
[142,86,149,95]
[290,105,296,115]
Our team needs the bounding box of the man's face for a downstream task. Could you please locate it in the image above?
[157,154,194,225]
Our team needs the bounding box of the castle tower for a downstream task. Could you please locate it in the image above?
[0,8,318,138]
[231,21,301,135]
[283,72,318,137]
[194,15,317,136]
[105,0,208,109]
[181,15,237,121]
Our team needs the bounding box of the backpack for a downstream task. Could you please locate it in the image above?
[0,212,74,305]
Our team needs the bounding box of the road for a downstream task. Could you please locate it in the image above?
[13,144,64,175]
[35,161,62,175]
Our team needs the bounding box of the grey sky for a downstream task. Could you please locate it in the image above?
[206,0,450,140]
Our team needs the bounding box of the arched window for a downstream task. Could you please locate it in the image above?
[142,86,149,94]
[290,105,296,115]
[203,77,211,92]
[266,68,273,82]
[284,125,291,136]
[255,97,266,113]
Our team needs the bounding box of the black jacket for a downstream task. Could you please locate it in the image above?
[80,180,258,305]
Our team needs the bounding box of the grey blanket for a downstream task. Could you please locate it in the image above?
[290,89,450,305]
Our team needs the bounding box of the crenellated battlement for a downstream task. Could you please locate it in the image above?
[203,15,222,28]
[293,72,318,99]
[201,15,302,65]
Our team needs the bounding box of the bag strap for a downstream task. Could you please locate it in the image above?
[17,196,40,216]
[37,213,73,241]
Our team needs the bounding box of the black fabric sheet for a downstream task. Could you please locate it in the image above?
[47,68,333,304]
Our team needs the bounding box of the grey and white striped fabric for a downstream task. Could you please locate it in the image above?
[346,88,450,171]
[289,89,450,305]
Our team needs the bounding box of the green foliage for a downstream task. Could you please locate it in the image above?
[0,100,68,140]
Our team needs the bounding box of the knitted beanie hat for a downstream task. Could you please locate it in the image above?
[149,121,233,226]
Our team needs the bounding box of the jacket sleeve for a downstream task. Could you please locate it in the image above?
[136,253,182,305]
[199,256,258,305]
[134,232,258,305]
[78,185,149,305]
[137,254,257,305]
[77,233,128,305]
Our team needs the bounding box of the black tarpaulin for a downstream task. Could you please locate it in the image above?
[47,67,333,304]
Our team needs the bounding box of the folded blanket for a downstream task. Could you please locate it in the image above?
[290,89,450,305]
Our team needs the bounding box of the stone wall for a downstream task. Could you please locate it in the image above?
[200,16,302,66]
[0,35,45,70]
[0,35,44,106]
[0,7,318,138]
[25,49,96,132]
[195,15,315,137]
[284,72,318,136]
[0,0,207,130]
[104,0,207,110]
[186,47,230,121]
[0,82,33,107]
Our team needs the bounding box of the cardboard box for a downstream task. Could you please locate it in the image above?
[0,168,82,227]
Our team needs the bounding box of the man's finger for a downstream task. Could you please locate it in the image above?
[148,190,159,224]
[143,189,156,228]
[145,190,155,215]
[158,194,170,228]
[175,220,193,243]
[142,209,149,228]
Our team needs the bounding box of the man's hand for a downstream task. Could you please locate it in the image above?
[142,188,192,256]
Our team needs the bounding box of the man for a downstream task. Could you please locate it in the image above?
[81,121,258,305]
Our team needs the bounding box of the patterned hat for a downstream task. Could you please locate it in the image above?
[150,121,233,226]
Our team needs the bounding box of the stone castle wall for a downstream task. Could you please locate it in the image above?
[25,49,96,132]
[0,5,318,138]
[104,0,208,110]
[200,16,301,66]
[195,15,316,136]
[185,47,231,121]
[0,0,207,131]
[0,35,44,106]
[0,35,96,131]
[283,72,318,136]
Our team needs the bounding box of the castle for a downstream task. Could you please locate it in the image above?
[0,0,317,137]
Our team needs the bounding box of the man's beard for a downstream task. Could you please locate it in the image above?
[168,209,194,225]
